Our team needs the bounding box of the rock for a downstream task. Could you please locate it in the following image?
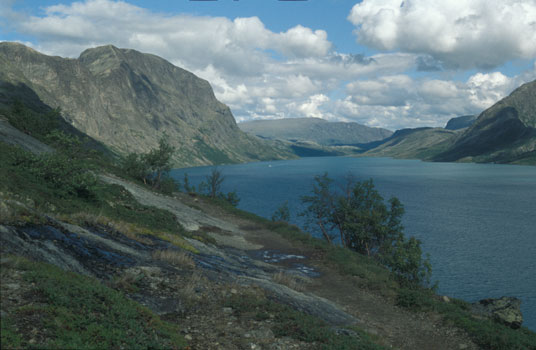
[249,328,274,339]
[222,307,233,314]
[184,334,193,341]
[472,296,523,329]
[442,296,450,303]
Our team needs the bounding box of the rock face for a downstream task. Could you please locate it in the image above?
[472,297,523,329]
[239,117,392,146]
[0,42,293,166]
[435,80,536,164]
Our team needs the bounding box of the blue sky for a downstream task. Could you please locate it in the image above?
[2,0,535,130]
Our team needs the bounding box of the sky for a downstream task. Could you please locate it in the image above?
[1,0,536,131]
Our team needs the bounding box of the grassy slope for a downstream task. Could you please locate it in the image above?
[362,127,458,160]
[210,199,536,350]
[1,100,535,349]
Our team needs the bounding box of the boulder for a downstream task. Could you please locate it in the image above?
[472,297,523,329]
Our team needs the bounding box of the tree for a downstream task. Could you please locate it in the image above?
[301,173,432,286]
[121,135,177,191]
[272,201,290,222]
[143,135,175,189]
[300,173,336,244]
[205,167,225,199]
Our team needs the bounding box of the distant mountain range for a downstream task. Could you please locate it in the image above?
[0,42,293,166]
[356,81,536,165]
[239,117,392,146]
[1,42,533,166]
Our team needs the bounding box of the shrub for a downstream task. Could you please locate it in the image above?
[272,201,290,222]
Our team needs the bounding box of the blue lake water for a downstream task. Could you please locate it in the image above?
[171,157,536,330]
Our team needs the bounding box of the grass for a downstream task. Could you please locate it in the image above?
[226,291,385,350]
[210,198,536,350]
[152,249,196,268]
[1,256,187,350]
[395,287,536,350]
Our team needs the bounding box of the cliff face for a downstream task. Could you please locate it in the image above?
[0,42,293,166]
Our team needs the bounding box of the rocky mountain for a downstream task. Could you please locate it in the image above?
[0,42,293,166]
[434,80,536,164]
[238,117,392,146]
[445,115,477,130]
[361,127,459,160]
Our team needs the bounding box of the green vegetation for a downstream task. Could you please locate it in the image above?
[182,168,241,207]
[122,135,179,193]
[1,256,187,349]
[6,100,60,141]
[271,200,290,222]
[208,202,536,350]
[226,291,385,350]
[301,173,432,286]
[395,288,536,350]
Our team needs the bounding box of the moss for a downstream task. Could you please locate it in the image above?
[5,257,188,349]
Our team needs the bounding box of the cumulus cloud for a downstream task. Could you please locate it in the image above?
[348,0,536,69]
[15,0,331,77]
[3,0,535,131]
[336,65,536,130]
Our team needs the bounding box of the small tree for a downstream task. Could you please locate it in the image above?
[272,201,290,222]
[143,135,175,189]
[205,167,225,199]
[300,173,336,244]
[121,135,177,191]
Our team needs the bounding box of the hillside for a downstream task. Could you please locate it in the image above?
[2,97,535,349]
[0,42,293,167]
[445,115,477,130]
[361,127,459,160]
[434,80,536,164]
[239,117,392,146]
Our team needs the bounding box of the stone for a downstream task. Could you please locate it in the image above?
[442,296,450,303]
[184,335,193,341]
[222,307,233,314]
[472,296,523,329]
[249,328,274,339]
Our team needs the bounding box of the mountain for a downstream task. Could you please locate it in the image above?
[434,80,536,164]
[361,127,458,160]
[238,117,392,146]
[445,115,477,130]
[0,42,293,166]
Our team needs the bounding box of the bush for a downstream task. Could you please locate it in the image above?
[272,201,290,222]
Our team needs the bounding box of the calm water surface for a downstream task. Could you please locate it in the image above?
[171,157,536,330]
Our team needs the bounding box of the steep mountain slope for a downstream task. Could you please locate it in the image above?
[0,42,293,166]
[238,117,392,145]
[435,80,536,164]
[445,115,477,130]
[362,127,459,160]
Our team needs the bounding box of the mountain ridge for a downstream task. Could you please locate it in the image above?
[239,117,392,146]
[0,42,293,167]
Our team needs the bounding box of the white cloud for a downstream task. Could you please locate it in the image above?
[3,0,535,132]
[336,64,536,130]
[348,0,536,69]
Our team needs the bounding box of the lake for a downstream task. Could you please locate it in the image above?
[171,156,536,330]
